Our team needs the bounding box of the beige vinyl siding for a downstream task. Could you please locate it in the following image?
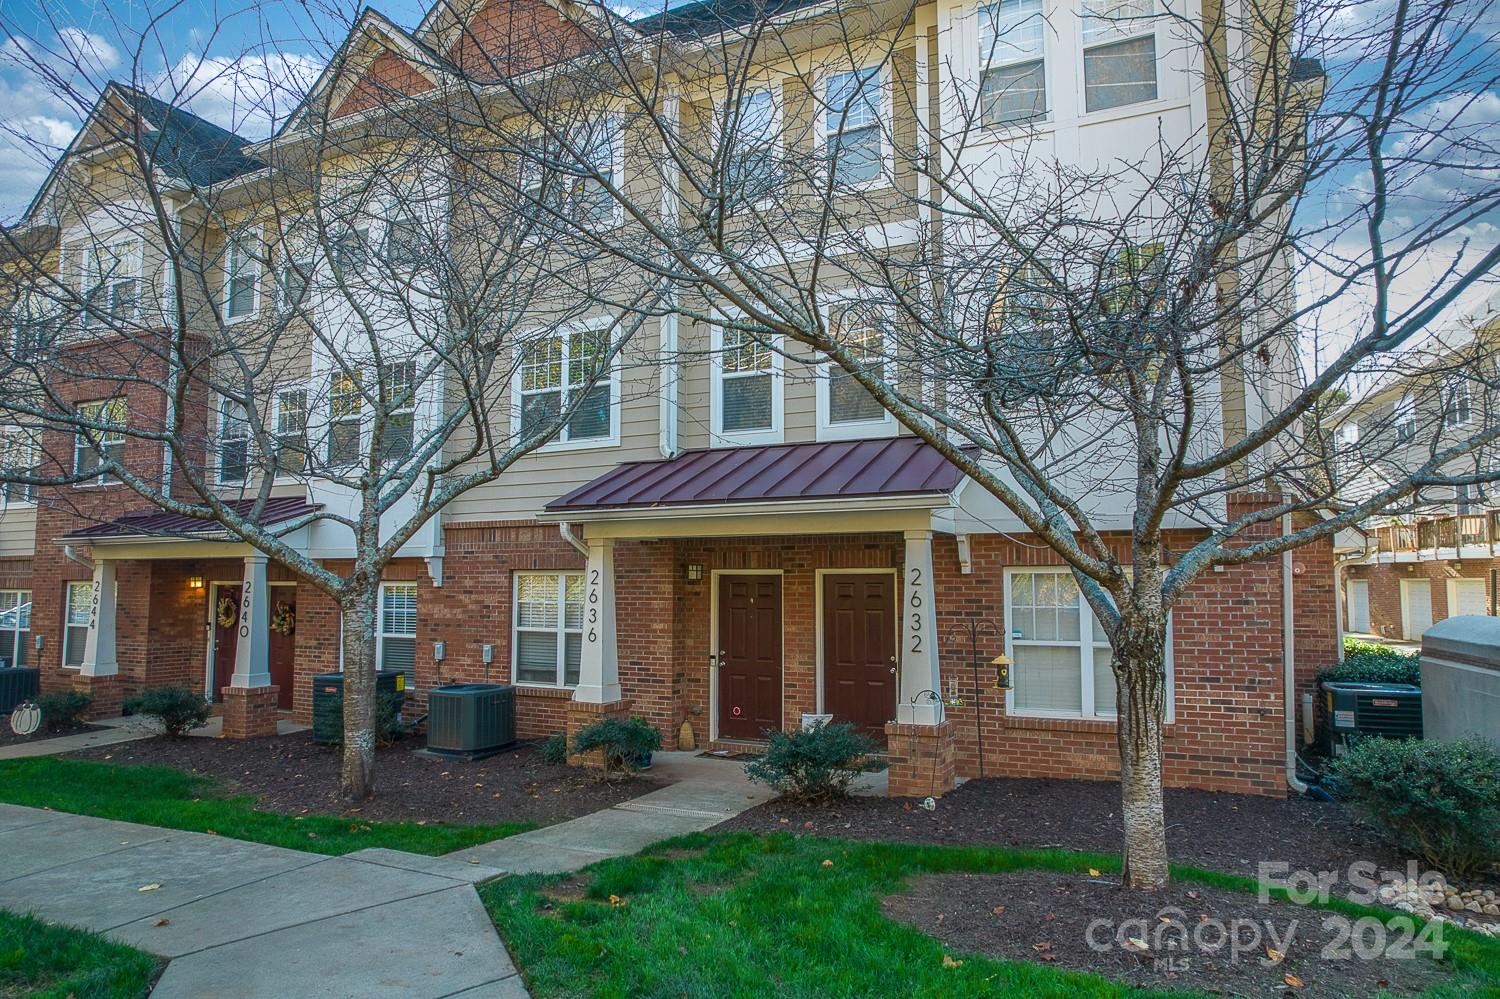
[0,507,36,557]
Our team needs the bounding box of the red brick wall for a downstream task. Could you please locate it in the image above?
[1346,558,1500,639]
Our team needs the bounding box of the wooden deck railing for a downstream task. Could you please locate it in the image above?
[1375,512,1495,554]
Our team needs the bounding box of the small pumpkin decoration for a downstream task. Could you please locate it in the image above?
[216,595,238,629]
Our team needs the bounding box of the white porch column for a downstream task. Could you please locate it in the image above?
[79,559,118,677]
[574,537,620,704]
[231,555,272,688]
[897,530,943,724]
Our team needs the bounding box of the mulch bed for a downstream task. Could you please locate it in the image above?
[0,723,101,749]
[71,730,664,826]
[715,776,1412,879]
[884,870,1448,998]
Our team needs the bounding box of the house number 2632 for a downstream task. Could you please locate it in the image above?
[908,566,924,654]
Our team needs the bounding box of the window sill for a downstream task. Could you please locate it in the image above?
[816,419,897,443]
[711,428,783,449]
[1002,712,1177,734]
[513,683,576,697]
[532,437,621,456]
[224,313,259,327]
[72,480,122,490]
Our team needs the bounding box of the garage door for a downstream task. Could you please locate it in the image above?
[1346,580,1370,633]
[1402,580,1433,640]
[1450,578,1488,618]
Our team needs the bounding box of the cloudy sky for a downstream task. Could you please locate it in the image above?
[0,0,1494,354]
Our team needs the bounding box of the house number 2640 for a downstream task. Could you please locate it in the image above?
[908,566,924,654]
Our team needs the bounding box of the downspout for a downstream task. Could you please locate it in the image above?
[1283,513,1308,794]
[64,545,93,571]
[559,522,588,557]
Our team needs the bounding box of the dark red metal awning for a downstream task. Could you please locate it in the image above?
[546,438,967,513]
[60,496,321,541]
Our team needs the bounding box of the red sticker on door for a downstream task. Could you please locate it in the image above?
[731,706,742,717]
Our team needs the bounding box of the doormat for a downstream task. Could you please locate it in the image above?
[696,749,763,762]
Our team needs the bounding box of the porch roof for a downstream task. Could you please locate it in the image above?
[57,497,321,543]
[545,438,967,514]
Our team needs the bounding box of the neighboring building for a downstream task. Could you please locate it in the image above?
[0,0,1337,797]
[1332,293,1500,642]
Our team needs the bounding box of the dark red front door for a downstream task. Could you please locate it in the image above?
[717,575,782,741]
[211,585,241,702]
[268,587,296,709]
[823,573,897,739]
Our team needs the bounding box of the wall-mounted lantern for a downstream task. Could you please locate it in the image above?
[187,575,205,590]
[684,563,705,582]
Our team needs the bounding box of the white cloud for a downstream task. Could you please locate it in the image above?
[154,51,323,139]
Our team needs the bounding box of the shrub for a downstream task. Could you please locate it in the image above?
[571,717,661,775]
[744,721,879,801]
[36,691,91,731]
[541,731,568,765]
[124,686,210,738]
[1318,638,1421,687]
[319,691,406,747]
[1330,736,1500,880]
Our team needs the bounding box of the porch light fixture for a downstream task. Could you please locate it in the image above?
[685,563,704,582]
[187,575,205,590]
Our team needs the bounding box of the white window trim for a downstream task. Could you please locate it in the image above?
[1393,394,1416,443]
[715,82,785,211]
[73,397,126,488]
[977,0,1050,129]
[0,429,39,507]
[1001,566,1176,723]
[325,369,365,469]
[520,117,626,234]
[216,397,251,485]
[1078,0,1162,119]
[271,383,310,482]
[223,233,262,325]
[376,581,418,678]
[511,317,623,454]
[708,316,784,448]
[816,64,894,191]
[1443,378,1473,429]
[80,238,143,330]
[814,293,898,442]
[0,589,30,668]
[511,571,583,689]
[63,580,92,667]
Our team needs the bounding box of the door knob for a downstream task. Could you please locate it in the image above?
[889,666,897,675]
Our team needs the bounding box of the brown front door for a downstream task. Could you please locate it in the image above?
[823,573,897,739]
[717,575,782,741]
[211,585,241,702]
[267,587,296,709]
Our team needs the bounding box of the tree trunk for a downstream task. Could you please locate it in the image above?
[339,582,380,801]
[1113,611,1171,890]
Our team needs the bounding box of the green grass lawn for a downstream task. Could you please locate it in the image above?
[0,757,531,856]
[0,908,159,999]
[483,832,1500,999]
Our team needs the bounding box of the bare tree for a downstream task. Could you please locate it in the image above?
[474,0,1500,887]
[0,7,663,799]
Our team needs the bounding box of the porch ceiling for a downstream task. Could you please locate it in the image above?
[544,438,967,518]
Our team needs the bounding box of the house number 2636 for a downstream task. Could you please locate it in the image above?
[908,566,924,654]
[586,569,600,643]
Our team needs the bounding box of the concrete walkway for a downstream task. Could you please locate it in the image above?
[0,803,522,998]
[446,751,782,874]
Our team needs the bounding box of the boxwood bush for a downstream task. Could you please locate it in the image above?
[1330,735,1500,879]
[745,721,879,801]
[124,686,210,738]
[1317,638,1421,687]
[36,691,91,731]
[572,717,661,775]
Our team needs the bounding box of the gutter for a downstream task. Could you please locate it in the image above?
[1283,513,1309,794]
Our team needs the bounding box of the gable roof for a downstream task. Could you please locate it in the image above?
[631,0,831,39]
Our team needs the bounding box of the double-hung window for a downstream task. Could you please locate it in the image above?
[979,0,1047,126]
[378,359,416,462]
[12,306,52,359]
[1005,567,1172,719]
[382,206,426,269]
[1443,378,1473,428]
[522,120,619,226]
[1081,0,1158,112]
[825,68,883,185]
[217,398,251,484]
[725,89,780,206]
[225,237,259,321]
[328,371,364,466]
[74,398,126,485]
[277,227,313,314]
[0,590,30,668]
[64,581,92,667]
[1335,422,1360,487]
[0,430,38,504]
[377,582,418,687]
[818,300,894,438]
[513,573,582,686]
[274,387,309,475]
[712,323,781,445]
[331,226,371,275]
[84,241,139,328]
[518,327,614,447]
[1393,395,1416,443]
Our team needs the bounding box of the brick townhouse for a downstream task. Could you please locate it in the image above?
[0,0,1340,797]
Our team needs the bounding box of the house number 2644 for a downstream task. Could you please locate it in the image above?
[908,566,924,654]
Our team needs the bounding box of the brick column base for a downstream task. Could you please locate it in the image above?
[67,672,123,721]
[885,720,957,798]
[221,686,280,739]
[564,698,634,769]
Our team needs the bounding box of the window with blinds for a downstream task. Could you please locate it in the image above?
[714,325,778,443]
[377,583,418,686]
[1006,568,1170,719]
[0,590,30,668]
[64,581,92,667]
[218,398,250,484]
[513,573,583,686]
